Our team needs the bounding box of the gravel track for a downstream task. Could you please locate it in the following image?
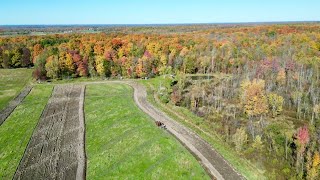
[0,86,33,126]
[124,81,244,180]
[13,85,86,180]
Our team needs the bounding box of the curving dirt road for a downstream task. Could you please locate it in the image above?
[124,81,244,180]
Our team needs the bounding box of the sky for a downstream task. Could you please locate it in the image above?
[0,0,319,25]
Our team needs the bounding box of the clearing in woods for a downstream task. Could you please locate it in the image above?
[13,85,85,179]
[85,83,209,179]
[1,80,246,179]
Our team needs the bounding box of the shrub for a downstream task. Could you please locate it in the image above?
[232,127,248,153]
[267,93,284,117]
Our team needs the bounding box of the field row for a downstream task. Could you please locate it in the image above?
[14,85,85,180]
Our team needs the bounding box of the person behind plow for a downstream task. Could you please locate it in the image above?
[155,121,166,129]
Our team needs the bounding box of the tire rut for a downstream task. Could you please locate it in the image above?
[0,86,33,126]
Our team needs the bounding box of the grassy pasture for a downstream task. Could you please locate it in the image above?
[0,68,33,110]
[85,83,209,179]
[0,85,53,179]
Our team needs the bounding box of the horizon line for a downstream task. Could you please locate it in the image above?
[1,20,320,27]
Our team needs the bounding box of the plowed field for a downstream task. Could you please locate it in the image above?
[13,85,85,180]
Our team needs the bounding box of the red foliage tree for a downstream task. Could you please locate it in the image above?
[296,126,310,148]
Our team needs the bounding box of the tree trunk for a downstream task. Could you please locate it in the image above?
[285,136,288,160]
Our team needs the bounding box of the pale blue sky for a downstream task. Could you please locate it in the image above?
[0,0,319,25]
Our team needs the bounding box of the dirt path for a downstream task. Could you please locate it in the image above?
[125,81,244,180]
[13,85,86,180]
[84,80,244,179]
[0,86,33,126]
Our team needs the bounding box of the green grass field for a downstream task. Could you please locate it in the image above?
[0,68,33,110]
[140,76,266,179]
[0,85,53,179]
[85,83,209,179]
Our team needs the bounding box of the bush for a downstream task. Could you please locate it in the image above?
[159,93,170,104]
[252,135,264,152]
[232,127,248,153]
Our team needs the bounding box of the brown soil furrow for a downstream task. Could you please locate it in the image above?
[0,86,33,126]
[13,85,86,180]
[18,143,79,173]
[26,126,81,159]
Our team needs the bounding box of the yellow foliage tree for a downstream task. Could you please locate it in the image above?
[32,44,43,63]
[240,79,268,117]
[232,127,248,153]
[313,152,320,167]
[313,104,320,120]
[179,47,189,57]
[160,54,168,67]
[267,93,284,117]
[252,135,264,152]
[95,56,106,76]
[307,151,320,179]
[45,55,59,79]
[65,53,75,74]
[276,68,286,85]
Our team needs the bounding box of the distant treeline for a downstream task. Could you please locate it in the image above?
[1,24,320,178]
[1,24,319,80]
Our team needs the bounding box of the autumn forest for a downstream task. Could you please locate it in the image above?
[1,24,320,179]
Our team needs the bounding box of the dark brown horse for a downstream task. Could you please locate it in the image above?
[155,121,166,129]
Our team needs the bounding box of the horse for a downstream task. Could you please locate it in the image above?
[155,121,166,129]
